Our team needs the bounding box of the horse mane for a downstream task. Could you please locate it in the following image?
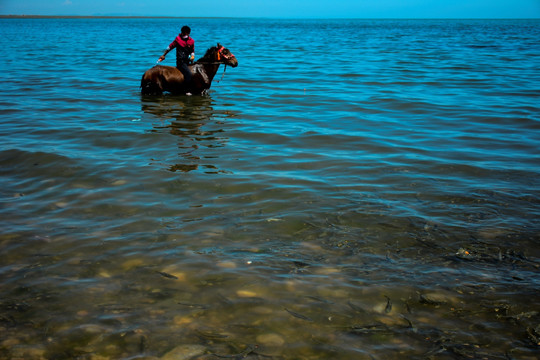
[197,46,219,63]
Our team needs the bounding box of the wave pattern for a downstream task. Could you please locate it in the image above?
[1,18,539,359]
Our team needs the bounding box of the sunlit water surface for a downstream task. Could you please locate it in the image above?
[1,18,539,359]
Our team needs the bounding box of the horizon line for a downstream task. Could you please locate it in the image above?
[1,15,539,20]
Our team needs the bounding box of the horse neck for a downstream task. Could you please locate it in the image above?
[197,49,221,80]
[200,63,221,81]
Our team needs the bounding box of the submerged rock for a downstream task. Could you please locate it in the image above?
[256,333,285,347]
[455,248,476,260]
[160,344,206,360]
[419,292,456,306]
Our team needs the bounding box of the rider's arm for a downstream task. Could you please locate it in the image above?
[158,40,177,62]
[158,49,170,62]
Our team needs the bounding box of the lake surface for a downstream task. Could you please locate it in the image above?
[1,17,539,359]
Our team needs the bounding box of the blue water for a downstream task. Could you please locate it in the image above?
[1,18,540,359]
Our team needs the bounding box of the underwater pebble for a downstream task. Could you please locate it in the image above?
[10,345,46,359]
[98,270,112,278]
[477,228,507,239]
[112,179,127,186]
[122,258,145,270]
[1,337,20,347]
[173,315,193,326]
[420,292,456,305]
[300,241,324,251]
[377,315,406,326]
[91,354,112,360]
[80,324,110,334]
[372,302,388,314]
[314,267,340,275]
[76,310,89,317]
[73,183,93,189]
[237,289,258,298]
[251,306,274,315]
[160,344,206,360]
[316,287,348,299]
[285,279,299,292]
[217,261,237,269]
[200,227,225,237]
[256,333,285,347]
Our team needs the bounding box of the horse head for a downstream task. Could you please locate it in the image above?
[214,43,238,68]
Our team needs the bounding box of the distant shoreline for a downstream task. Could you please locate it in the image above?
[0,15,229,19]
[1,15,538,20]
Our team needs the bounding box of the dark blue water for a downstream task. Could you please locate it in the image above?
[1,18,539,359]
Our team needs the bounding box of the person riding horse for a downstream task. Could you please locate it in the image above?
[141,43,238,95]
[158,25,195,95]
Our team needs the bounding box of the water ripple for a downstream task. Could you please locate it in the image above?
[1,18,539,359]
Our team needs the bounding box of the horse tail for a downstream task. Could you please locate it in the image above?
[140,66,163,95]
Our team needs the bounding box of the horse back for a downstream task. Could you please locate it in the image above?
[141,65,185,95]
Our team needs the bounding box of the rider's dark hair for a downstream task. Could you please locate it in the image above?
[181,26,191,34]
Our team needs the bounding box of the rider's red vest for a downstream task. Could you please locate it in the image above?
[167,35,195,66]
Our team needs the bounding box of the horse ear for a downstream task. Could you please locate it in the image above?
[217,43,221,48]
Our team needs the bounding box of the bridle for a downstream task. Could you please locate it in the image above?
[195,45,235,65]
[216,45,235,61]
[195,45,235,83]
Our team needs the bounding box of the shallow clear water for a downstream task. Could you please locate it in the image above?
[1,18,539,359]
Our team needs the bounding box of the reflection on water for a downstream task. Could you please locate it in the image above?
[141,95,233,174]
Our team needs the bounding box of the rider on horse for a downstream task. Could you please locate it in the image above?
[158,25,195,94]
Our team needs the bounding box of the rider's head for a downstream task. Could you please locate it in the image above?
[181,26,191,39]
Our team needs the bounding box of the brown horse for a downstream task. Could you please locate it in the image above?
[141,43,238,95]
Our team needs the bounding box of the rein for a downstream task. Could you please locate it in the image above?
[192,62,228,83]
[217,65,227,83]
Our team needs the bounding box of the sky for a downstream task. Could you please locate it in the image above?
[1,0,539,18]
